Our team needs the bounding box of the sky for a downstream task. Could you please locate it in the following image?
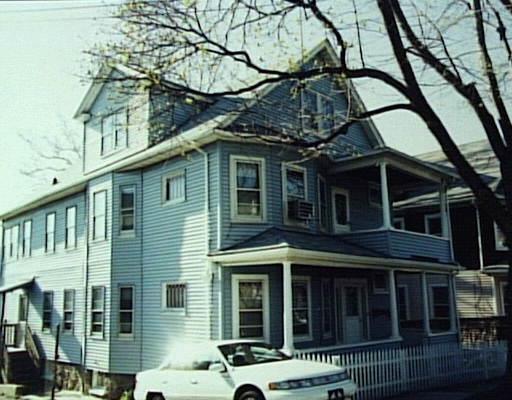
[0,0,491,215]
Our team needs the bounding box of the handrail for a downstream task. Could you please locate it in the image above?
[2,324,17,347]
[25,324,40,369]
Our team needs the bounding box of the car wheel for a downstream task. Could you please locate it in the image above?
[148,393,165,400]
[238,390,264,400]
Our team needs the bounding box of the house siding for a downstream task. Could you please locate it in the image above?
[455,270,495,318]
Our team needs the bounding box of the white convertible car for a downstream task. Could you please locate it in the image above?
[134,340,357,400]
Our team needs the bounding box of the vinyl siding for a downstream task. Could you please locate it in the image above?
[1,191,86,365]
[455,270,495,318]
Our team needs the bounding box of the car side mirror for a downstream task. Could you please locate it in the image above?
[208,362,226,373]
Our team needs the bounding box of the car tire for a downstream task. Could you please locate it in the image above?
[148,393,165,400]
[238,389,264,400]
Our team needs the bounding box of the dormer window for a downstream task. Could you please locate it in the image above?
[302,90,334,133]
[101,109,127,155]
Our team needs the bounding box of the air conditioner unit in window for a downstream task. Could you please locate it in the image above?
[288,200,314,220]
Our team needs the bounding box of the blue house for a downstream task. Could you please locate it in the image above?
[0,41,460,394]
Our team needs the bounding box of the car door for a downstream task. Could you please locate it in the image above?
[177,369,234,400]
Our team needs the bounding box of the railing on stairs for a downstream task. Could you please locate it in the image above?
[3,324,17,347]
[24,324,40,369]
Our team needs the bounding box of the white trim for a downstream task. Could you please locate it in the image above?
[229,155,267,223]
[282,163,309,226]
[397,284,411,321]
[331,187,350,233]
[427,331,458,338]
[372,271,389,294]
[368,182,382,208]
[494,222,507,251]
[62,289,75,334]
[336,278,370,344]
[65,205,77,249]
[119,185,136,235]
[22,219,32,257]
[161,170,186,205]
[45,213,56,253]
[92,190,107,242]
[90,285,106,338]
[393,217,405,230]
[428,283,449,320]
[317,174,328,232]
[297,337,403,354]
[499,281,509,316]
[232,274,270,342]
[292,276,313,342]
[118,285,135,338]
[424,213,442,237]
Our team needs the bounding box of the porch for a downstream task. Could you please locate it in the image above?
[211,243,460,353]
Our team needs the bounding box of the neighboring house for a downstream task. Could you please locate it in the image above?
[395,140,509,338]
[0,41,460,393]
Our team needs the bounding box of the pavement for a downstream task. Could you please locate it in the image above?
[22,391,99,400]
[388,379,502,400]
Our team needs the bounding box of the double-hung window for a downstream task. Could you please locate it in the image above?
[230,156,266,222]
[424,213,442,236]
[331,187,350,232]
[45,213,56,253]
[119,286,134,336]
[93,191,107,240]
[101,110,127,155]
[120,186,135,233]
[301,90,335,133]
[63,289,74,333]
[429,283,450,332]
[11,225,19,259]
[22,220,32,257]
[292,277,311,339]
[232,275,269,340]
[91,286,105,335]
[283,164,308,223]
[3,227,11,260]
[162,171,186,204]
[42,291,53,331]
[162,283,186,310]
[65,206,77,248]
[317,175,328,230]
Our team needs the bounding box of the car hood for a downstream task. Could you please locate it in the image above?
[231,359,344,383]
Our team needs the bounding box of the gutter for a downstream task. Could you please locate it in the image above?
[81,190,89,387]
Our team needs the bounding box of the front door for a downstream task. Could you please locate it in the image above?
[335,280,367,344]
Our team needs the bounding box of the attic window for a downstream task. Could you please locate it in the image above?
[301,90,334,134]
[101,109,128,155]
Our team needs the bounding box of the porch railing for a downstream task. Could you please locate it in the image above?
[295,341,507,400]
[2,324,17,347]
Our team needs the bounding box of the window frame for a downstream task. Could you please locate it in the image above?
[317,175,328,231]
[42,291,53,332]
[101,109,128,156]
[65,206,77,249]
[282,163,309,226]
[321,278,333,339]
[19,294,28,322]
[229,155,267,223]
[494,222,507,251]
[424,213,442,237]
[22,220,32,257]
[301,89,335,134]
[91,286,105,337]
[119,185,136,235]
[292,276,312,341]
[393,217,405,230]
[331,187,350,233]
[161,282,187,312]
[45,213,56,253]
[368,183,382,208]
[161,170,186,205]
[3,227,11,260]
[92,191,107,241]
[372,271,389,294]
[11,225,19,259]
[119,285,135,338]
[397,284,411,321]
[63,289,75,334]
[232,274,270,342]
[429,283,450,320]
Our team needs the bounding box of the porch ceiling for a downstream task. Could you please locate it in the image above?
[328,148,457,184]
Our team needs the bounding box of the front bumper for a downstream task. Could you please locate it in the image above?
[264,380,357,400]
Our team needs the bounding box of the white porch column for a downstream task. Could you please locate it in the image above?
[388,269,402,340]
[380,162,392,229]
[448,274,458,332]
[282,261,294,354]
[421,272,432,336]
[439,181,449,238]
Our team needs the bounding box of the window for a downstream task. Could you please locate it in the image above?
[91,286,105,335]
[162,171,186,204]
[283,164,307,223]
[119,286,134,336]
[321,279,333,338]
[424,213,442,236]
[65,206,77,248]
[393,217,405,230]
[232,275,269,340]
[63,289,74,332]
[292,277,311,338]
[93,191,106,240]
[42,291,53,331]
[397,285,410,321]
[373,272,389,294]
[302,90,334,133]
[45,213,56,253]
[22,220,32,257]
[429,284,450,332]
[230,156,266,222]
[368,184,382,208]
[331,187,350,232]
[101,110,127,155]
[11,225,19,259]
[19,294,28,322]
[120,186,135,233]
[317,175,328,230]
[494,223,507,251]
[3,227,11,260]
[163,283,186,310]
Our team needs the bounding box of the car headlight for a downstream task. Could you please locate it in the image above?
[268,371,350,390]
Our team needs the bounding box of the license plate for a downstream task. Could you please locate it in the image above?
[328,388,344,400]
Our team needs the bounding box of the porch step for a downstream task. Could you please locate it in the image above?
[0,384,24,399]
[89,387,108,398]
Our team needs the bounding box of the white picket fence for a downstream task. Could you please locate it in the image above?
[295,341,507,400]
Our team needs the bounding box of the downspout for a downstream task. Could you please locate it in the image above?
[446,186,455,262]
[81,188,90,390]
[139,170,144,371]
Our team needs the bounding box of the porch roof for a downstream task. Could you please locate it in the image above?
[210,227,459,273]
[0,276,35,294]
[329,147,457,184]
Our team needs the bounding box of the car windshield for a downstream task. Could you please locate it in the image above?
[218,342,292,366]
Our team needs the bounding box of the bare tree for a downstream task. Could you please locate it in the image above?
[92,0,512,378]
